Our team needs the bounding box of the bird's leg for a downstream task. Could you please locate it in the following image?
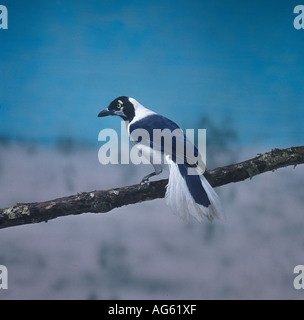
[140,165,163,184]
[141,172,157,184]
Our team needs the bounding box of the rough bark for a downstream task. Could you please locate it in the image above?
[0,146,303,229]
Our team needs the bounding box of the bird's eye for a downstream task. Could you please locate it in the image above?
[117,103,122,109]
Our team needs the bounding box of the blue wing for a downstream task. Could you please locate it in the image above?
[129,114,201,167]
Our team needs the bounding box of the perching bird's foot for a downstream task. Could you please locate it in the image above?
[140,178,150,186]
[140,172,156,185]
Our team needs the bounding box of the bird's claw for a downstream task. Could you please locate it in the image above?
[140,178,150,186]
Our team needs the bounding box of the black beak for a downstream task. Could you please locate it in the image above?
[98,108,113,117]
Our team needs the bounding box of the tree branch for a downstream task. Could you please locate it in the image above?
[0,146,303,230]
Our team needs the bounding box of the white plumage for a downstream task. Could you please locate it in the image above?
[165,158,223,222]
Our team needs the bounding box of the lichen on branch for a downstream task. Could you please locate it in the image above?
[0,146,303,230]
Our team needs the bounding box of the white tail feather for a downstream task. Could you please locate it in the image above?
[165,161,224,223]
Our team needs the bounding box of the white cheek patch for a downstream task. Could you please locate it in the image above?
[114,107,125,116]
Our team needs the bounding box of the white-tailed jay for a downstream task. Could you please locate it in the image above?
[98,96,223,223]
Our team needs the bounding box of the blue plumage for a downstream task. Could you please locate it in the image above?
[130,114,199,166]
[178,164,210,207]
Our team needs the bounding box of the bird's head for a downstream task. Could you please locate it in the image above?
[98,96,135,122]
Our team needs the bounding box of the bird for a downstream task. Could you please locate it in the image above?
[98,96,223,223]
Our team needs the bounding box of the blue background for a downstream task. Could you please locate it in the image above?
[0,0,303,148]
